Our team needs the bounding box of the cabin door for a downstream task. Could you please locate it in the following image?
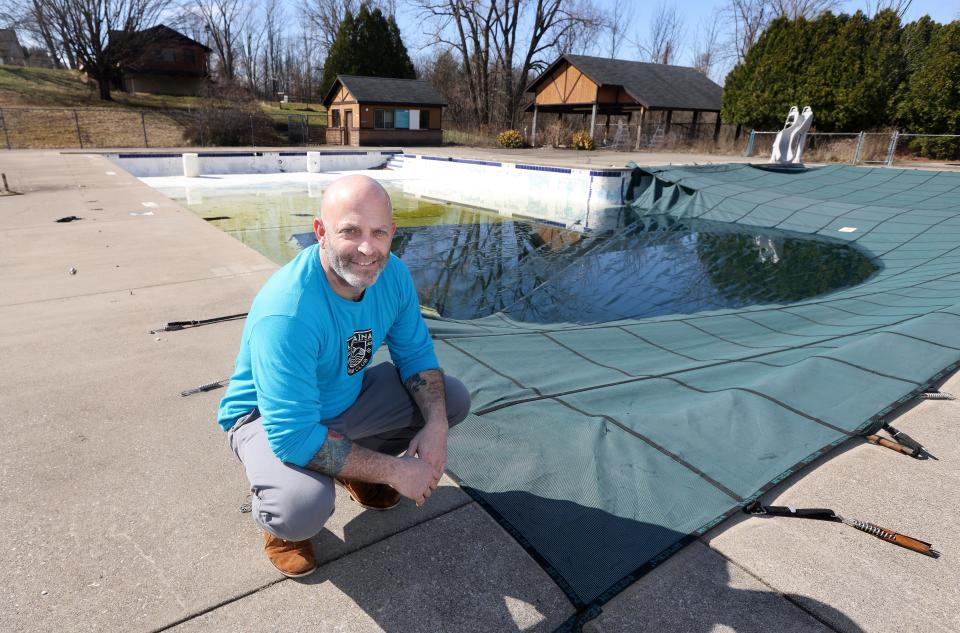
[344,111,352,145]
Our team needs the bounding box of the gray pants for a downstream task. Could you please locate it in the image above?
[228,363,470,541]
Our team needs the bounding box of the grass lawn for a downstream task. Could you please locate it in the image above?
[0,65,326,148]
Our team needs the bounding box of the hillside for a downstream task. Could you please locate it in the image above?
[0,66,326,148]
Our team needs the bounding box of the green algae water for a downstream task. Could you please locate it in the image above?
[161,184,878,324]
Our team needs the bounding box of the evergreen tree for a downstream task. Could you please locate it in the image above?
[722,11,904,132]
[896,21,960,159]
[320,6,416,97]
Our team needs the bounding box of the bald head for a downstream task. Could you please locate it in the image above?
[319,174,392,226]
[313,175,396,300]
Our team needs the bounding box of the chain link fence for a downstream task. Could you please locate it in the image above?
[745,130,960,167]
[0,107,328,149]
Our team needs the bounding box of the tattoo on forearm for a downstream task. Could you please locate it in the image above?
[404,369,447,421]
[405,372,428,394]
[306,429,353,476]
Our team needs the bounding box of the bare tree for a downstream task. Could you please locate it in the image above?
[862,0,912,17]
[769,0,842,19]
[48,0,170,100]
[724,0,769,62]
[691,11,723,80]
[415,0,602,129]
[299,0,397,55]
[602,0,636,59]
[191,0,249,82]
[641,2,685,65]
[724,0,844,63]
[1,0,74,67]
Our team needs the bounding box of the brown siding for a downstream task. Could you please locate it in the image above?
[534,61,598,105]
[357,128,442,146]
[123,75,207,96]
[597,85,635,105]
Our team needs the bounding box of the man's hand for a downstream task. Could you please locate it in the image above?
[403,369,449,478]
[392,456,441,506]
[407,420,448,475]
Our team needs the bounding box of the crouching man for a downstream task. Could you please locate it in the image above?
[217,174,470,577]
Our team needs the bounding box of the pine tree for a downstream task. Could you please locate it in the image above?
[319,6,417,97]
[896,21,960,159]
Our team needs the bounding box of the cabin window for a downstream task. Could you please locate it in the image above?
[331,109,341,128]
[184,49,196,64]
[374,109,394,129]
[161,48,176,62]
[420,109,430,129]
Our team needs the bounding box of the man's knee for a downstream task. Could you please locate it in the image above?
[254,478,335,542]
[444,375,471,426]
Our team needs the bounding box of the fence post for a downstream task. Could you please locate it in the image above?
[885,131,899,166]
[852,131,864,164]
[0,108,10,150]
[745,130,756,157]
[140,111,148,148]
[73,109,83,149]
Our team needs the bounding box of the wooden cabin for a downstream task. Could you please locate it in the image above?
[525,54,724,147]
[109,25,211,96]
[321,75,445,146]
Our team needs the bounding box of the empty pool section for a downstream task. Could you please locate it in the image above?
[390,153,629,223]
[431,163,960,626]
[107,149,401,177]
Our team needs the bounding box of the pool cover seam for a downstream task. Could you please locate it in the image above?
[471,310,936,421]
[548,397,744,501]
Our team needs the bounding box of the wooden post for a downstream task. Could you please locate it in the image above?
[141,111,148,148]
[635,107,646,150]
[589,103,597,138]
[73,109,83,149]
[689,111,700,139]
[531,104,538,147]
[0,108,10,150]
[713,112,722,142]
[664,110,672,136]
[604,113,611,141]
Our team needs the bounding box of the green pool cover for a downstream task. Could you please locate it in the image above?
[430,163,960,627]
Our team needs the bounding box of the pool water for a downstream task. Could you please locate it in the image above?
[161,184,878,324]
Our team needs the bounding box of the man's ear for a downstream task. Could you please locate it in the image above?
[314,216,325,243]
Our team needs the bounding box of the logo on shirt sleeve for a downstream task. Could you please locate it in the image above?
[346,329,374,376]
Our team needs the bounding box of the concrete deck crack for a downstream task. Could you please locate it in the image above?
[147,498,474,633]
[700,540,849,633]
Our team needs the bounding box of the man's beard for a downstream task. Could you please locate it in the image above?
[322,241,387,289]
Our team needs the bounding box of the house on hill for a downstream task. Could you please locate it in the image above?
[0,29,27,66]
[109,24,211,96]
[321,75,445,146]
[525,54,724,146]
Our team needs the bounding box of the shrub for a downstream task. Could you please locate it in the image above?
[497,129,523,148]
[571,130,594,150]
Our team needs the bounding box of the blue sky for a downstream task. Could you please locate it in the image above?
[391,0,959,80]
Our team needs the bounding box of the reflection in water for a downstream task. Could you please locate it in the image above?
[162,184,878,325]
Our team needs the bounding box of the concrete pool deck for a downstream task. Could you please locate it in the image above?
[2,149,958,633]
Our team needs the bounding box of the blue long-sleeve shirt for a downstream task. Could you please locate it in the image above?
[217,245,439,466]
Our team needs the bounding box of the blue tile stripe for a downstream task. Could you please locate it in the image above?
[421,155,452,162]
[402,154,418,158]
[589,170,626,178]
[279,152,307,156]
[382,150,403,154]
[516,164,572,174]
[450,158,502,167]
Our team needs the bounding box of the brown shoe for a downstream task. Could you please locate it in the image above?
[335,478,401,510]
[262,531,317,578]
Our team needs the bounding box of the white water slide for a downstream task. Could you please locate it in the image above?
[769,106,814,164]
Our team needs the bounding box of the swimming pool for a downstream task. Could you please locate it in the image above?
[154,178,877,324]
